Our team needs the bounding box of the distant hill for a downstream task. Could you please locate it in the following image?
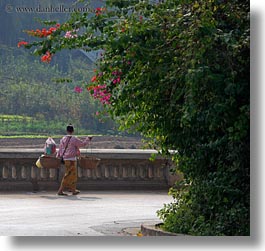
[0,0,119,136]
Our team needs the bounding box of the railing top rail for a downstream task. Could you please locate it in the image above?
[0,148,165,160]
[0,148,158,153]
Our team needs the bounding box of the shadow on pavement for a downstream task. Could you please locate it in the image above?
[40,195,102,201]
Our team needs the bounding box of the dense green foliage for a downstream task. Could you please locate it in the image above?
[20,0,249,235]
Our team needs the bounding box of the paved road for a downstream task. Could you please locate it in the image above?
[0,191,172,236]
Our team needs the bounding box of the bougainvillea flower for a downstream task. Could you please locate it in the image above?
[87,84,111,105]
[17,41,28,48]
[64,29,78,39]
[112,77,121,84]
[95,7,103,16]
[41,51,52,63]
[26,24,59,38]
[87,86,93,91]
[112,70,122,76]
[74,86,83,93]
[91,76,97,82]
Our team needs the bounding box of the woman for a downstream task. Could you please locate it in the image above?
[56,124,91,196]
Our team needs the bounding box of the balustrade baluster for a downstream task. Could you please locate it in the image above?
[40,168,47,179]
[122,167,127,178]
[91,168,97,179]
[86,169,92,178]
[95,166,101,178]
[49,169,56,179]
[148,166,153,178]
[31,166,37,179]
[104,166,109,178]
[113,167,118,178]
[131,166,136,178]
[3,167,9,179]
[12,167,17,179]
[21,167,27,179]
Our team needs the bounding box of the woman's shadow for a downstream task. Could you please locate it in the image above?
[40,195,101,201]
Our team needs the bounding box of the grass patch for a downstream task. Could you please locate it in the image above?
[0,134,103,139]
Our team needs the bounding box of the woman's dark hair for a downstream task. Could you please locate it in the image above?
[66,124,74,133]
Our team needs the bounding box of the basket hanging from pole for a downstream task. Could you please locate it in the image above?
[39,155,61,169]
[79,137,100,169]
[79,156,100,169]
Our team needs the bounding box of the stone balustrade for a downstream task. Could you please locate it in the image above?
[0,149,179,191]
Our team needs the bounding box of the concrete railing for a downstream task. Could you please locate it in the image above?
[0,149,180,191]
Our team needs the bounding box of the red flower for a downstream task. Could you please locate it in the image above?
[87,86,93,91]
[95,7,101,16]
[41,51,52,63]
[91,76,97,82]
[17,41,28,48]
[95,7,106,16]
[26,24,59,38]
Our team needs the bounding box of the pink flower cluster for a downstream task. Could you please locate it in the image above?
[74,86,83,93]
[112,70,122,84]
[64,30,78,39]
[86,69,123,105]
[87,84,111,104]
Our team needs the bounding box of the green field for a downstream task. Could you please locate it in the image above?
[0,114,91,136]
